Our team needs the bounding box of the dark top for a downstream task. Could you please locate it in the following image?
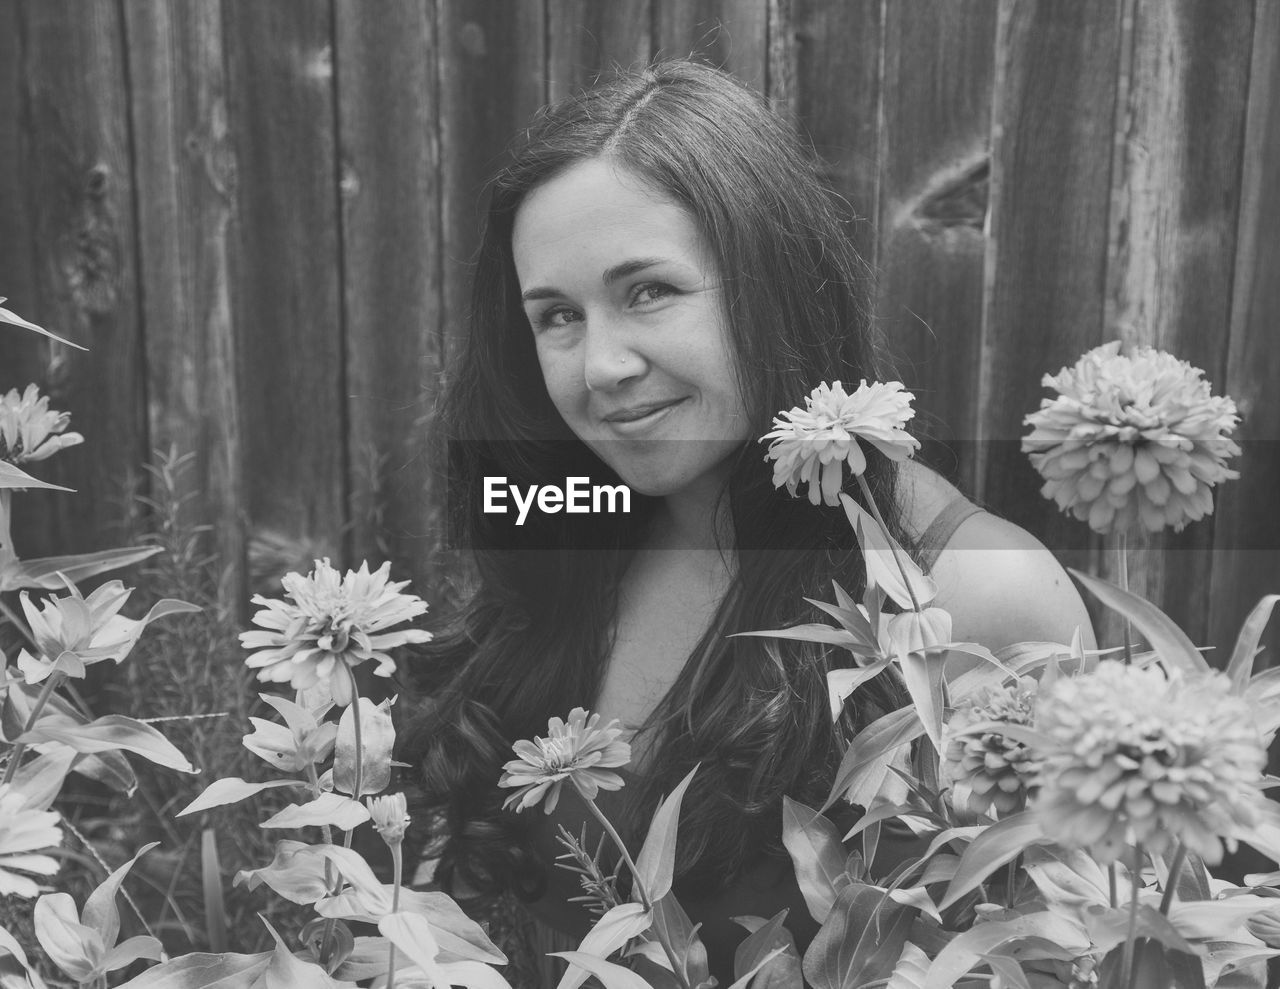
[522,493,986,982]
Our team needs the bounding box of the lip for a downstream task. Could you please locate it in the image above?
[600,397,687,432]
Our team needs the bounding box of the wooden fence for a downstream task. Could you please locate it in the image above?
[1,0,1277,663]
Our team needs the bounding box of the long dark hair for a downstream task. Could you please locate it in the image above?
[400,58,911,900]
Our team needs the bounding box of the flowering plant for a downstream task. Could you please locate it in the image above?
[0,305,509,989]
[508,370,1278,989]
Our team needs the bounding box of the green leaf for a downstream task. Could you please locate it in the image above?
[821,706,924,814]
[178,778,306,817]
[234,840,332,905]
[723,947,788,989]
[1229,595,1280,693]
[0,545,164,591]
[112,951,272,988]
[0,300,87,350]
[938,813,1045,911]
[34,893,99,982]
[260,792,369,831]
[557,903,651,989]
[333,697,395,796]
[550,952,655,989]
[841,494,938,610]
[1069,569,1210,674]
[262,917,351,988]
[0,460,73,492]
[781,797,848,923]
[21,714,196,773]
[634,765,698,902]
[921,912,1090,989]
[802,882,915,989]
[646,891,709,989]
[885,942,931,989]
[889,609,951,751]
[84,842,158,949]
[1081,903,1198,955]
[732,909,800,989]
[734,623,878,657]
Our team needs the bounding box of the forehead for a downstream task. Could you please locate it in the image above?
[511,159,711,282]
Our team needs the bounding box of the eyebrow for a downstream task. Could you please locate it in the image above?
[519,257,668,303]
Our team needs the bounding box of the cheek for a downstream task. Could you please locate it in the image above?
[534,345,583,415]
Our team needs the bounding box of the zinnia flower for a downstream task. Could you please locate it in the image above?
[368,792,410,845]
[1034,662,1267,864]
[762,380,920,506]
[241,559,432,706]
[0,384,83,466]
[498,708,631,814]
[943,678,1041,817]
[1022,342,1240,533]
[0,785,62,898]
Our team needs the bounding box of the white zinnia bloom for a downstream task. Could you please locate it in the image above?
[241,559,431,705]
[761,380,920,506]
[1022,342,1240,533]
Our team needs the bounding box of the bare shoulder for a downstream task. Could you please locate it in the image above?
[929,511,1097,654]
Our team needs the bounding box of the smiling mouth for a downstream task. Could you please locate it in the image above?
[602,398,686,424]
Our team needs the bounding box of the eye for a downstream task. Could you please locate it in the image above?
[530,305,581,332]
[630,282,676,306]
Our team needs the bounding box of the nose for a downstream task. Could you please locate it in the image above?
[582,319,644,393]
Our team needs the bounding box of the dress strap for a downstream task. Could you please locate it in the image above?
[913,494,985,574]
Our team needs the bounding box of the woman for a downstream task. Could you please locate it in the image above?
[401,59,1094,982]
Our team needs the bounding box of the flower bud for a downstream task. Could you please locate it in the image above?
[367,792,409,845]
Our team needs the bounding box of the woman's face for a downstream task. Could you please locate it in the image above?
[511,158,751,501]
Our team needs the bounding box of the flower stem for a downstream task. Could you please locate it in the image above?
[578,786,691,989]
[386,843,403,989]
[1120,843,1144,989]
[1159,842,1187,916]
[343,664,364,852]
[2,670,65,785]
[1117,531,1133,664]
[1108,863,1118,909]
[855,473,921,613]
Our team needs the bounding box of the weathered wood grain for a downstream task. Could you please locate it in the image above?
[547,0,653,103]
[334,0,445,598]
[222,0,345,592]
[437,0,547,373]
[15,0,147,557]
[1211,0,1280,667]
[979,0,1121,590]
[1100,0,1255,646]
[0,1,56,562]
[653,0,768,93]
[876,0,997,495]
[122,0,246,608]
[788,0,882,267]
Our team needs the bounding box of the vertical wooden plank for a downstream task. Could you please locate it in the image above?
[123,0,246,608]
[788,0,882,266]
[979,0,1121,581]
[0,1,55,562]
[1101,0,1255,647]
[653,0,768,94]
[1211,0,1280,667]
[876,0,997,494]
[437,1,546,368]
[334,0,444,598]
[222,1,345,588]
[547,0,653,102]
[14,0,148,557]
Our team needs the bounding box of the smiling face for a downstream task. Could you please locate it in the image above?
[511,158,751,503]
